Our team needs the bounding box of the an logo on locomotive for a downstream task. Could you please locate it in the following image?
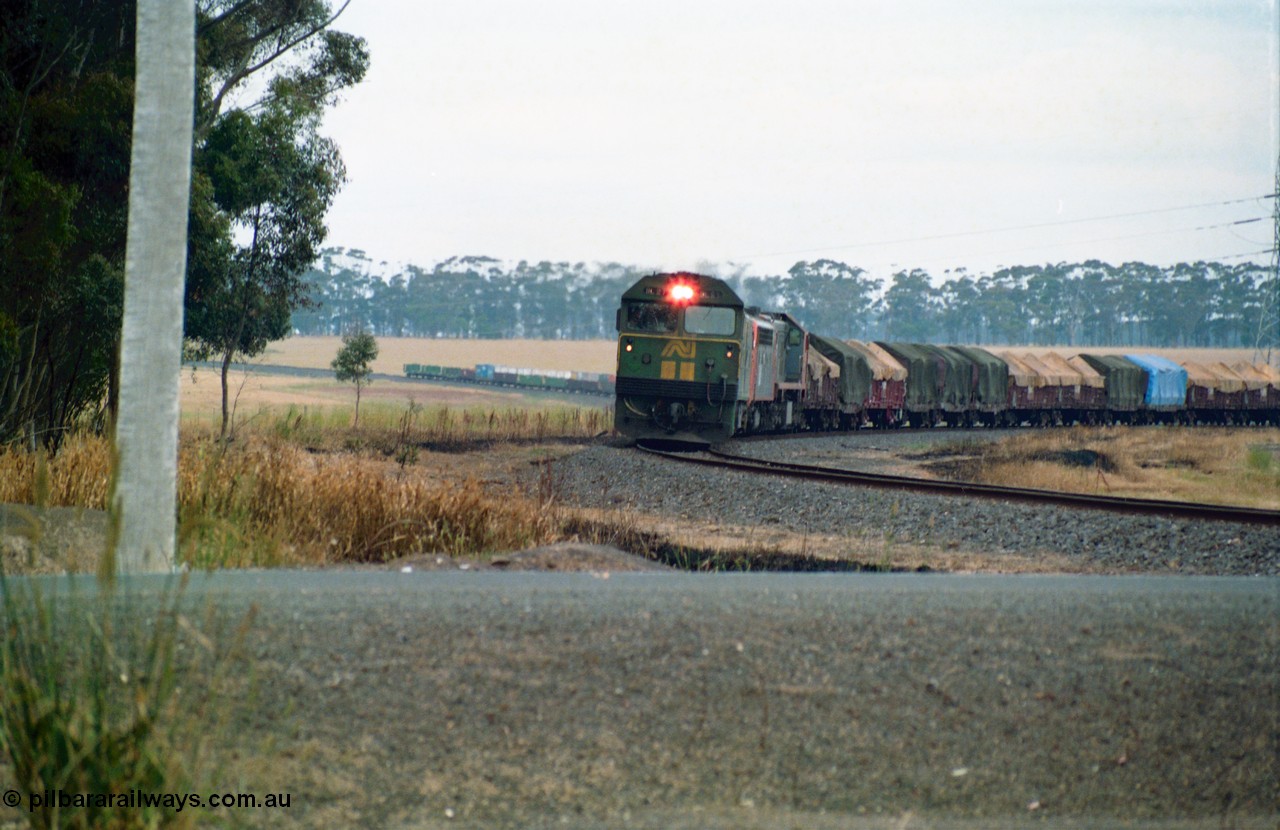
[660,339,698,381]
[661,340,697,359]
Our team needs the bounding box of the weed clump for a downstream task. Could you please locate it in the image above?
[0,568,250,829]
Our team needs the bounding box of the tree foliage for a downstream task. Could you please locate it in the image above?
[190,0,365,437]
[331,328,377,427]
[0,2,136,448]
[186,88,350,437]
[0,0,367,448]
[196,0,366,139]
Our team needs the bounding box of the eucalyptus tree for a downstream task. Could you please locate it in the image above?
[185,94,347,438]
[972,269,1028,345]
[784,260,877,339]
[0,2,135,449]
[937,271,981,344]
[0,0,367,449]
[879,269,938,342]
[1116,262,1163,344]
[184,2,366,438]
[1154,263,1214,346]
[1019,265,1057,345]
[195,0,367,141]
[1229,262,1273,348]
[1073,261,1120,346]
[332,329,377,428]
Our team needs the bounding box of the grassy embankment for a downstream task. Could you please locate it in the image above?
[927,426,1280,510]
[4,412,1278,572]
[0,402,618,570]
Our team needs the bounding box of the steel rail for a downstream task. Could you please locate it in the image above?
[635,441,1280,526]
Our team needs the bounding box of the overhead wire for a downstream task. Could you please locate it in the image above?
[738,192,1280,262]
[1216,249,1276,261]
[801,215,1276,275]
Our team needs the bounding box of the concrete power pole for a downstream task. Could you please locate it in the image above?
[1258,156,1280,367]
[1268,157,1280,366]
[113,0,196,572]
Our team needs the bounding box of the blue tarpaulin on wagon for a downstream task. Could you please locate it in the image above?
[1124,354,1187,408]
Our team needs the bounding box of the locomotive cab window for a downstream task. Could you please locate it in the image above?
[683,305,736,336]
[624,302,677,333]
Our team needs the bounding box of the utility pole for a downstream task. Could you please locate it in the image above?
[114,0,195,572]
[1258,156,1280,366]
[1270,154,1280,365]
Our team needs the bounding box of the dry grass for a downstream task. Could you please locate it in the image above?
[0,379,619,571]
[0,569,247,830]
[176,437,566,567]
[0,430,572,569]
[256,400,611,451]
[13,370,1275,576]
[0,436,114,509]
[2,424,930,575]
[938,427,1280,509]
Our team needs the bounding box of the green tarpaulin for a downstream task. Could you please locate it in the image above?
[948,346,1009,411]
[875,343,965,411]
[1075,354,1145,411]
[809,333,871,409]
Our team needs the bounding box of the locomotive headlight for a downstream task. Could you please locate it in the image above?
[668,283,696,303]
[725,348,734,359]
[625,341,633,352]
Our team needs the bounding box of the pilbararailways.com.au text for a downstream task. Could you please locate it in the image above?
[5,789,291,812]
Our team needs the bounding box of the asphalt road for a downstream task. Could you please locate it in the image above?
[4,572,1277,829]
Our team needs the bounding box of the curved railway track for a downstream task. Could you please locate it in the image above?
[636,440,1280,526]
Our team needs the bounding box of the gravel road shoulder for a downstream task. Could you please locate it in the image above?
[5,571,1270,830]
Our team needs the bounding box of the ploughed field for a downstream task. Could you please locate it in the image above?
[514,429,1279,576]
[259,336,619,375]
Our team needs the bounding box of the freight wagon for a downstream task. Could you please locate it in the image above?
[404,362,615,396]
[613,272,1280,444]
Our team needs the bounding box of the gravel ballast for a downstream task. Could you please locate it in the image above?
[530,434,1279,576]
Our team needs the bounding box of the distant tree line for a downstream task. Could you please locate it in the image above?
[296,252,1276,349]
[294,254,644,340]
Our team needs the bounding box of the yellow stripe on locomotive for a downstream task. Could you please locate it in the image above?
[614,273,745,444]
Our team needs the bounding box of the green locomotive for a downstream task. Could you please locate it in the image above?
[615,272,1280,444]
[614,272,809,444]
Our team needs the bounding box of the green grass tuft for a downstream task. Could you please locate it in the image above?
[0,567,253,829]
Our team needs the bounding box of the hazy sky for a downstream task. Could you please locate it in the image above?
[315,0,1278,279]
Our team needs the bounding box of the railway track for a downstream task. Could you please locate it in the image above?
[636,440,1280,526]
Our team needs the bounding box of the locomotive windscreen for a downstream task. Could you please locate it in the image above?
[683,306,736,336]
[624,302,676,333]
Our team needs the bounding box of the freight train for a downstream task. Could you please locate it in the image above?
[404,363,615,395]
[614,271,1280,444]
